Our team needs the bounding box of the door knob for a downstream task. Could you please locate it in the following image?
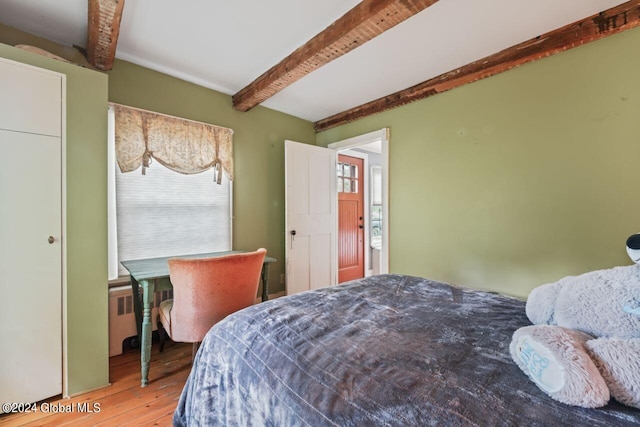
[48,236,55,244]
[358,225,364,229]
[289,230,296,249]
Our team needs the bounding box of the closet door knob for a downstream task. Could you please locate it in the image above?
[48,236,55,244]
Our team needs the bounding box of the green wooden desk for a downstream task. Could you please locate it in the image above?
[121,251,276,387]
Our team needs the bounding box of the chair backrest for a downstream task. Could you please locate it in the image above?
[167,248,267,343]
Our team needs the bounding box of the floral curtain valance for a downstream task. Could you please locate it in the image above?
[113,103,233,182]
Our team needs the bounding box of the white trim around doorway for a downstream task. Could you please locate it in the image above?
[328,128,389,276]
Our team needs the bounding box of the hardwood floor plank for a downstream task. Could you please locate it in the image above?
[68,373,188,427]
[0,342,191,427]
[93,394,179,426]
[148,412,175,426]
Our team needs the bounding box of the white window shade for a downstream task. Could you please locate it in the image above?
[115,164,232,277]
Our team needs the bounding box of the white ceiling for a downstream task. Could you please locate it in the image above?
[0,0,629,122]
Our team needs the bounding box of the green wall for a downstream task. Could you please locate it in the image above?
[107,60,316,295]
[0,40,109,395]
[318,27,640,298]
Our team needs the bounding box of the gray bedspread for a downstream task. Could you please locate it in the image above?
[173,274,640,426]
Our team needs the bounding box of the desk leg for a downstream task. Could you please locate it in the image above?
[261,263,271,302]
[130,277,142,342]
[140,279,155,387]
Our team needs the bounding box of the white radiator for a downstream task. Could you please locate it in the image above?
[108,285,173,357]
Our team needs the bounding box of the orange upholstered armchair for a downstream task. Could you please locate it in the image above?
[157,248,267,357]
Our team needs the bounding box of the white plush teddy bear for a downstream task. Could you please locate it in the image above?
[510,234,640,409]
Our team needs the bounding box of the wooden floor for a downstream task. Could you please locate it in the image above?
[0,342,192,427]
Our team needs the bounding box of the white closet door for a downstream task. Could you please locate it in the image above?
[0,58,62,406]
[0,131,62,404]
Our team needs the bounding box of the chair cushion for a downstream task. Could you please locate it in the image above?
[158,299,174,338]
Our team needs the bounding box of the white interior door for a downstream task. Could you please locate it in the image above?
[285,140,336,295]
[0,58,63,406]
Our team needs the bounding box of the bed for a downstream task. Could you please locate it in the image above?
[173,274,640,426]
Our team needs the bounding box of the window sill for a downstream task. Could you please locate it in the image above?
[108,275,131,289]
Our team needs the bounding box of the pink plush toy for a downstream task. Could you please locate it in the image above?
[510,235,640,409]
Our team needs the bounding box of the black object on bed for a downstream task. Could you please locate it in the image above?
[173,274,640,426]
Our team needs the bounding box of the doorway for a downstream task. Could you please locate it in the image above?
[284,130,388,295]
[329,129,389,278]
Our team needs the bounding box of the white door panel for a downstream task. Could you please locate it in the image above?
[288,235,310,296]
[309,156,332,215]
[289,152,309,216]
[285,141,336,295]
[310,233,332,290]
[0,60,62,137]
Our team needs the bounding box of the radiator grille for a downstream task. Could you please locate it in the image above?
[116,294,132,316]
[108,286,173,356]
[114,290,173,316]
[154,290,173,309]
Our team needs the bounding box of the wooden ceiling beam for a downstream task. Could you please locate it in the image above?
[86,0,125,71]
[232,0,439,112]
[314,0,640,132]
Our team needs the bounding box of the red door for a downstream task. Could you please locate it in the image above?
[338,154,364,283]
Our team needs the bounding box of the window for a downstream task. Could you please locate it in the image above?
[337,160,359,194]
[370,165,382,247]
[107,106,232,279]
